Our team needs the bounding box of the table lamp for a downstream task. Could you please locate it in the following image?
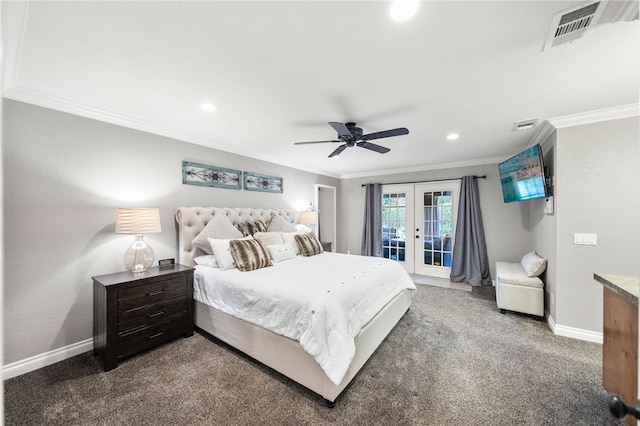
[296,210,317,233]
[115,208,162,273]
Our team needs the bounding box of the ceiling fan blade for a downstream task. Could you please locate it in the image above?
[328,122,352,138]
[328,144,347,158]
[361,127,409,141]
[357,141,391,154]
[294,140,340,145]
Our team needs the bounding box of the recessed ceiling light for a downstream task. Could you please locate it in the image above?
[200,103,217,112]
[446,133,460,141]
[390,0,418,22]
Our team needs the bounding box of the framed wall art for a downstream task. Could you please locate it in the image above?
[243,172,283,193]
[182,161,241,190]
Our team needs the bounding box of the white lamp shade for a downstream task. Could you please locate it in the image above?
[298,211,317,225]
[116,208,162,234]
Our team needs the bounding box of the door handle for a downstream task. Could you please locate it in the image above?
[607,393,640,420]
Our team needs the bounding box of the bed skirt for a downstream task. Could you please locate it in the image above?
[194,288,413,403]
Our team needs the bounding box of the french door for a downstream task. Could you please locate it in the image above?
[381,181,460,278]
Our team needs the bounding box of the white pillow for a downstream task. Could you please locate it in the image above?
[253,231,284,247]
[267,242,297,263]
[191,214,243,254]
[281,232,304,255]
[267,214,296,232]
[194,255,217,268]
[208,236,253,271]
[521,251,547,277]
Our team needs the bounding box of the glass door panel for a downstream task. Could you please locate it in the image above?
[414,182,460,278]
[380,185,414,273]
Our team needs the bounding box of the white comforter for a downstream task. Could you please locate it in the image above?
[193,252,416,385]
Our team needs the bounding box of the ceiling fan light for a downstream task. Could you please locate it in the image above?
[390,0,418,22]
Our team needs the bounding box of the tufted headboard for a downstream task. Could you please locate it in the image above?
[175,207,295,266]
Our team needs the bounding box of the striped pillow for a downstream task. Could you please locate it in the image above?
[236,220,267,237]
[294,233,324,257]
[229,239,272,272]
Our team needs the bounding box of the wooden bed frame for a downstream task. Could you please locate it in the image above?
[175,207,412,405]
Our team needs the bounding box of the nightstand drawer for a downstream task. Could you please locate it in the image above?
[118,296,187,333]
[93,265,194,371]
[117,317,187,359]
[118,277,186,311]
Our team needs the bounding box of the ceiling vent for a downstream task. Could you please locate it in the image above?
[542,1,607,51]
[513,118,539,131]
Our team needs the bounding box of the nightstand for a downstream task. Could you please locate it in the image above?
[321,242,332,252]
[93,265,194,371]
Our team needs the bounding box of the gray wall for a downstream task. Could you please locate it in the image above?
[530,135,557,319]
[4,97,637,367]
[2,99,339,365]
[339,163,533,280]
[553,117,639,332]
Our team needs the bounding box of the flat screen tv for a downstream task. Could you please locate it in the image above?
[498,144,548,203]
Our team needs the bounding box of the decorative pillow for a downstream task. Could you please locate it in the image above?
[191,214,243,254]
[253,231,284,247]
[193,255,217,268]
[208,236,253,271]
[236,220,267,237]
[521,251,547,277]
[267,242,297,263]
[229,239,273,272]
[281,232,303,255]
[294,233,324,257]
[267,214,296,232]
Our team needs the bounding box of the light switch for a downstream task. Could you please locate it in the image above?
[543,196,554,214]
[573,233,597,245]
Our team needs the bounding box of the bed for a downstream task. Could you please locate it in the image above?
[175,207,415,406]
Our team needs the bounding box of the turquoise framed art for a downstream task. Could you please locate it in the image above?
[182,161,241,190]
[243,172,283,193]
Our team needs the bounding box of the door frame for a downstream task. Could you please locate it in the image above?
[314,184,336,252]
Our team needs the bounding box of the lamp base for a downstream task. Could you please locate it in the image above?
[124,234,155,273]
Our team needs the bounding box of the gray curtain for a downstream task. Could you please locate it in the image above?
[361,183,383,257]
[450,176,492,286]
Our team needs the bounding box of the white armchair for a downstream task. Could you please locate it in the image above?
[495,253,546,319]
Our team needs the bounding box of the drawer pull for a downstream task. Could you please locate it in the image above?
[148,331,165,339]
[146,290,164,297]
[147,310,165,318]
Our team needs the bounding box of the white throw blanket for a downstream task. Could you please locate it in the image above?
[193,252,416,385]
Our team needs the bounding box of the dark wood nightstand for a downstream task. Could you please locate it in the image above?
[93,265,194,371]
[321,242,332,252]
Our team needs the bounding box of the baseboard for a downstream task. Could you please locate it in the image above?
[2,338,94,380]
[546,314,603,344]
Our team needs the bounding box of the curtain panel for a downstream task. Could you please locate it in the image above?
[450,176,492,286]
[361,183,383,257]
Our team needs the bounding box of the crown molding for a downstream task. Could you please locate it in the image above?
[547,103,639,129]
[1,0,30,91]
[339,156,508,180]
[529,120,556,148]
[2,85,342,179]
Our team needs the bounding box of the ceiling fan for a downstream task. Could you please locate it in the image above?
[294,122,409,158]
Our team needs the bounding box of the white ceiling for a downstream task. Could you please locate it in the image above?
[3,1,639,178]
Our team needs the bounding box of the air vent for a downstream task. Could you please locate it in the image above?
[513,118,538,131]
[542,1,607,51]
[513,118,539,131]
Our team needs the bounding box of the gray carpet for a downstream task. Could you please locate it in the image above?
[4,284,621,425]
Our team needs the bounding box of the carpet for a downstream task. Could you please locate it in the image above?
[4,284,620,425]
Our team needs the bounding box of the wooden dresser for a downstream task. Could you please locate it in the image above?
[93,265,194,371]
[595,273,639,426]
